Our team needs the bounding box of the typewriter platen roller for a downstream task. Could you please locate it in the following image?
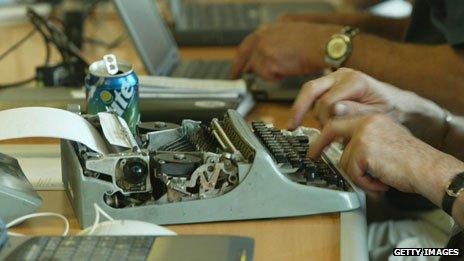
[62,110,362,228]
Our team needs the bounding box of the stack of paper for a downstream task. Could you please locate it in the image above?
[71,76,249,100]
[138,76,247,99]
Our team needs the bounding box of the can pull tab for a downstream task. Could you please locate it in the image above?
[103,54,119,75]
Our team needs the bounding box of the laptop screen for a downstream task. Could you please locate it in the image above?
[113,0,179,76]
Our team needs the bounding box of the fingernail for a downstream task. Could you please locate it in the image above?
[334,103,348,116]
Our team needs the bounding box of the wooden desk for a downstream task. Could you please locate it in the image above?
[1,15,340,261]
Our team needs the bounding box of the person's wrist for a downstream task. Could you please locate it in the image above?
[416,152,464,206]
[393,91,447,147]
[309,24,344,69]
[394,91,439,122]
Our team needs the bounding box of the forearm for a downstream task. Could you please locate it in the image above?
[386,94,464,161]
[343,36,464,114]
[394,91,448,149]
[281,12,409,40]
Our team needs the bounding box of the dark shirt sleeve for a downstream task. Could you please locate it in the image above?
[406,0,464,47]
[428,0,464,47]
[442,226,464,260]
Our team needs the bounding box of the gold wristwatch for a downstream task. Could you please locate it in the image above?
[325,26,360,70]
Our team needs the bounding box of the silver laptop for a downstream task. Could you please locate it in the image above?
[114,0,232,80]
[168,0,335,46]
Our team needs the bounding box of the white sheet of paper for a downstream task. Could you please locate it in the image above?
[0,144,60,158]
[19,157,63,190]
[0,107,109,154]
[0,144,63,191]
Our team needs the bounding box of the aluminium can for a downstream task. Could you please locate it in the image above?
[85,58,140,133]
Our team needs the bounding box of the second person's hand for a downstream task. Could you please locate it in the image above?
[231,22,341,81]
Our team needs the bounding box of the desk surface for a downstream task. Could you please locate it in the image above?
[1,14,339,261]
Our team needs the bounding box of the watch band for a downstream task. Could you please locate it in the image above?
[442,172,464,216]
[341,26,360,39]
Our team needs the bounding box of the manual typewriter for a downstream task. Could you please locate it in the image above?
[61,110,363,228]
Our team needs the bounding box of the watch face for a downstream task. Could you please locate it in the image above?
[327,36,349,60]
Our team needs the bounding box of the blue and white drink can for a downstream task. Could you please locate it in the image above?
[85,55,140,133]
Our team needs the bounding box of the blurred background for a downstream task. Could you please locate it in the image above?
[0,0,413,88]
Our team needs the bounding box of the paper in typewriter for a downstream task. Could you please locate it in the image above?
[98,112,135,149]
[0,107,109,154]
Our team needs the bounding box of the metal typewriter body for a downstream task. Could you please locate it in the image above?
[62,110,361,228]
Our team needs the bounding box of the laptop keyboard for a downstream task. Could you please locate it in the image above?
[184,2,260,30]
[171,60,232,80]
[7,236,155,260]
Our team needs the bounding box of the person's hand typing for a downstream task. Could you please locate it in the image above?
[310,115,464,202]
[289,68,448,147]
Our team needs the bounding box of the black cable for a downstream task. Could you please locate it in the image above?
[0,7,89,89]
[0,29,52,89]
[0,29,36,62]
[44,38,51,65]
[28,8,88,66]
[0,28,39,88]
